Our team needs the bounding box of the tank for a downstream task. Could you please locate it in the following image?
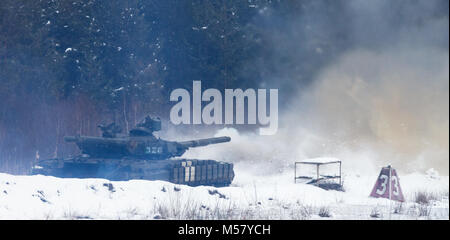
[32,115,234,187]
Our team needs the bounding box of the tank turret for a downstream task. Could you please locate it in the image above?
[63,135,230,159]
[32,115,234,186]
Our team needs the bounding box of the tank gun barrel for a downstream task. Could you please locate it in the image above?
[178,136,231,148]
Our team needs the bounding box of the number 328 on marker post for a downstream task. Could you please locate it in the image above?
[370,166,405,202]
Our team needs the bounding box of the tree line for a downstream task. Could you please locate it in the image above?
[0,0,405,173]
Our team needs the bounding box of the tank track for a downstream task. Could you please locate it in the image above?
[32,157,234,187]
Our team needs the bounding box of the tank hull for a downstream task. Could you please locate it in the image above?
[32,157,234,187]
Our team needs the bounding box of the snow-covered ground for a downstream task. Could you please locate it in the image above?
[0,160,448,220]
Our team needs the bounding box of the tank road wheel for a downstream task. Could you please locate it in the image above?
[170,160,234,187]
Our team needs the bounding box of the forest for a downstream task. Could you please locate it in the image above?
[0,0,448,173]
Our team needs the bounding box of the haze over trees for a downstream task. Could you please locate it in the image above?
[0,0,448,173]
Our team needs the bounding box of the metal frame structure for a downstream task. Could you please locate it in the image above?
[294,160,342,185]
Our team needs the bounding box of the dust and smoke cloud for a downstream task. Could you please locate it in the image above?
[182,0,449,175]
[292,48,449,174]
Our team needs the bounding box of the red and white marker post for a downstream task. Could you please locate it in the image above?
[370,165,405,219]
